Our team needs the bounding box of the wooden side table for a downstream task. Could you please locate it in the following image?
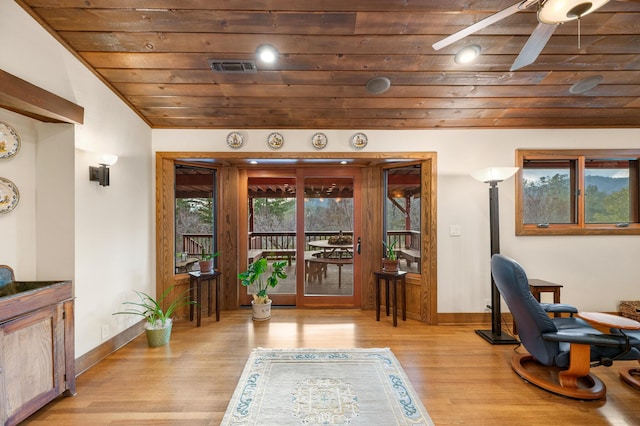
[529,279,563,317]
[374,270,407,327]
[188,270,222,327]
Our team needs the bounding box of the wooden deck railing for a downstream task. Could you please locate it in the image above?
[249,231,355,251]
[181,234,214,258]
[180,230,419,259]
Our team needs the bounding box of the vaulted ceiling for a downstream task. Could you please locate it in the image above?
[16,0,640,129]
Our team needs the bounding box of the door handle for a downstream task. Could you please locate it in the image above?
[357,237,361,255]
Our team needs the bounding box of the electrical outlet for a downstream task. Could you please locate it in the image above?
[101,324,109,340]
[484,299,491,311]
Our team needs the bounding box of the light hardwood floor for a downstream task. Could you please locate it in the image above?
[26,309,640,425]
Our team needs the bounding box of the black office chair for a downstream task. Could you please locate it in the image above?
[491,254,640,399]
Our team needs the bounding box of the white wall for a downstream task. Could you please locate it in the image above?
[154,128,640,314]
[0,110,38,277]
[1,2,153,357]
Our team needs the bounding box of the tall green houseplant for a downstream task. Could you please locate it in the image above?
[238,258,287,304]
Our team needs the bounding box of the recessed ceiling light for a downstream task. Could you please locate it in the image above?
[454,44,481,64]
[249,160,259,165]
[340,160,348,165]
[256,44,278,63]
[366,77,391,94]
[569,75,603,94]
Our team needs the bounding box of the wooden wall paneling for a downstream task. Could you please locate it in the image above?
[422,157,438,324]
[359,167,382,310]
[219,166,239,310]
[405,281,422,320]
[17,2,640,129]
[155,154,176,315]
[155,151,437,320]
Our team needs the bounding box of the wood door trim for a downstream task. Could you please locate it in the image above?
[156,151,437,323]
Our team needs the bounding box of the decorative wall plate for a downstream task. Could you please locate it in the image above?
[0,122,20,159]
[267,132,284,149]
[350,132,368,149]
[311,133,328,150]
[0,177,19,214]
[226,131,244,149]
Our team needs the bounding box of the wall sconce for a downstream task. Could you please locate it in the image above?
[89,154,118,187]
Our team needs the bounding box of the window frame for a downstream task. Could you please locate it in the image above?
[382,161,423,274]
[516,149,640,236]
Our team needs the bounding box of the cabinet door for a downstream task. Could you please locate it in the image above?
[0,304,63,425]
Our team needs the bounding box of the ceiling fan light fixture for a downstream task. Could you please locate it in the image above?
[256,44,278,63]
[538,0,609,24]
[454,44,481,64]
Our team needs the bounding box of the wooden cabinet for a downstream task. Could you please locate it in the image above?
[0,280,75,426]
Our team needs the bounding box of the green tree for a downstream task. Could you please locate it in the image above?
[586,186,629,223]
[253,197,296,231]
[523,174,571,223]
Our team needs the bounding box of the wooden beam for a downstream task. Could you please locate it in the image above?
[0,69,84,124]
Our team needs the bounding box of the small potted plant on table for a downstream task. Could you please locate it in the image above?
[238,257,287,321]
[382,240,400,272]
[113,286,194,347]
[198,249,220,273]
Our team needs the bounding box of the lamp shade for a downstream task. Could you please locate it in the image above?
[538,0,609,24]
[98,153,118,166]
[470,167,519,183]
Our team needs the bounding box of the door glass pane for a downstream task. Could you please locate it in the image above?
[304,177,354,296]
[247,177,297,296]
[522,160,576,224]
[585,159,631,224]
[384,165,421,273]
[174,165,216,274]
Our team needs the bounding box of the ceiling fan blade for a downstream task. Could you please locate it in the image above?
[432,0,540,51]
[510,22,557,71]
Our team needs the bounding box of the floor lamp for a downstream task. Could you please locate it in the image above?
[471,167,520,345]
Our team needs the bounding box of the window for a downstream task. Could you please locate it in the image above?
[384,163,422,272]
[516,150,640,235]
[174,164,217,273]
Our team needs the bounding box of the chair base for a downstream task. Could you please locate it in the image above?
[620,367,640,390]
[511,353,606,400]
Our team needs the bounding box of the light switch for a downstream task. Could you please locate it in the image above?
[449,225,461,236]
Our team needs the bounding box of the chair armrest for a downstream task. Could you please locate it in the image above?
[540,303,578,314]
[542,331,628,347]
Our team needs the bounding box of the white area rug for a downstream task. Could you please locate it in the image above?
[221,348,434,425]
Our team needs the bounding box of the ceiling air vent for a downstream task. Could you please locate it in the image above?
[208,59,257,73]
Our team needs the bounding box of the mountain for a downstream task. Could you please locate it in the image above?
[585,176,628,194]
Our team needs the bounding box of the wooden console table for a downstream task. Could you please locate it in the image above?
[188,270,222,327]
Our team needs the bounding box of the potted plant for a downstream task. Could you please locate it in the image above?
[238,257,288,321]
[198,249,220,273]
[113,286,195,347]
[382,240,400,272]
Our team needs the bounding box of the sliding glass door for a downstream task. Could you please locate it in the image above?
[241,168,361,307]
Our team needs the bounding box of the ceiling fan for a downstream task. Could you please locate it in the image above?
[432,0,614,71]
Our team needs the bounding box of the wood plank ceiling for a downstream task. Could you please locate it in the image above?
[16,0,640,129]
